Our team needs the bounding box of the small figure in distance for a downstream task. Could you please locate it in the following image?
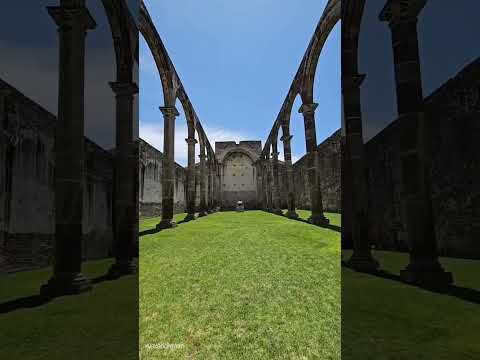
[236,200,244,212]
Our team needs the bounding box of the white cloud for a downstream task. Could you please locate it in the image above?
[139,121,253,166]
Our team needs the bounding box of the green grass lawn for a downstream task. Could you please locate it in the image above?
[0,259,138,360]
[140,210,341,359]
[342,250,480,359]
[139,212,188,232]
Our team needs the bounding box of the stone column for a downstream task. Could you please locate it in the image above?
[107,81,138,278]
[212,161,219,211]
[271,142,282,215]
[184,137,197,221]
[343,74,379,272]
[380,0,452,287]
[280,131,298,219]
[219,162,224,210]
[299,103,329,226]
[207,156,213,213]
[156,106,179,230]
[210,159,215,212]
[198,142,208,217]
[340,135,353,249]
[258,158,266,210]
[264,153,273,211]
[41,1,96,297]
[256,161,263,209]
[0,91,8,245]
[216,163,221,211]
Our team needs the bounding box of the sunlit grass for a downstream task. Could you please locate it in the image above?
[140,210,341,359]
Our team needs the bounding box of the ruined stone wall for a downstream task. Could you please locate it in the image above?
[293,130,341,212]
[0,79,113,272]
[216,141,262,210]
[365,59,480,259]
[138,139,187,218]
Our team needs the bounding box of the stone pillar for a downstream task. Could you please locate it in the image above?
[184,136,197,221]
[216,163,221,211]
[380,0,452,287]
[207,156,213,213]
[340,135,353,249]
[281,131,298,219]
[299,103,329,226]
[107,81,138,278]
[219,163,224,210]
[156,106,179,230]
[256,161,263,209]
[212,161,219,211]
[210,160,215,212]
[264,153,273,211]
[198,142,208,217]
[41,1,96,297]
[343,74,379,272]
[271,142,282,215]
[259,158,267,210]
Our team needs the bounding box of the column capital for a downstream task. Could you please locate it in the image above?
[185,137,198,145]
[159,106,179,118]
[271,152,280,158]
[47,5,96,30]
[280,134,293,142]
[379,0,426,24]
[109,82,138,97]
[299,103,318,115]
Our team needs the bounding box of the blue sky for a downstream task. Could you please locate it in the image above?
[139,0,340,166]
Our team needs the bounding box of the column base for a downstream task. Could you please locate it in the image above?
[285,210,299,219]
[198,211,208,217]
[400,261,453,289]
[346,253,379,273]
[107,260,136,279]
[272,208,283,215]
[308,214,330,226]
[156,219,177,230]
[184,213,197,222]
[40,272,92,298]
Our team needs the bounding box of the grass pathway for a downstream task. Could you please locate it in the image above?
[140,211,341,359]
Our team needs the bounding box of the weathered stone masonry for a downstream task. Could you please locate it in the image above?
[365,59,480,259]
[0,79,114,273]
[293,130,341,213]
[139,139,186,218]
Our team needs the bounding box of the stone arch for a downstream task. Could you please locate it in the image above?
[176,87,197,138]
[220,147,257,165]
[139,1,176,106]
[221,149,257,210]
[101,0,136,83]
[301,0,341,103]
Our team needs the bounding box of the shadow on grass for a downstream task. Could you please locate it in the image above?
[0,273,129,314]
[342,262,480,305]
[271,211,342,233]
[138,217,202,237]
